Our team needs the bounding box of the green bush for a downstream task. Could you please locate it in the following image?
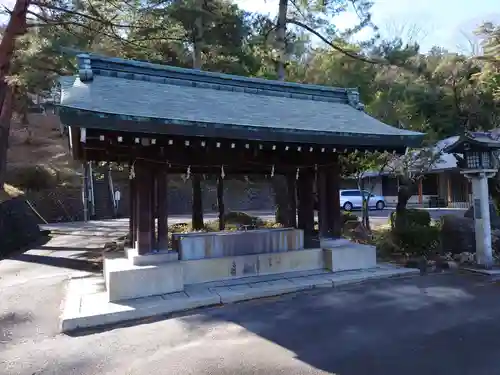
[224,211,263,227]
[390,209,431,229]
[341,211,359,225]
[378,211,442,258]
[393,224,441,257]
[375,229,400,258]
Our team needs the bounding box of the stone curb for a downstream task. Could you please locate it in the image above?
[61,288,221,333]
[460,266,500,276]
[60,267,420,333]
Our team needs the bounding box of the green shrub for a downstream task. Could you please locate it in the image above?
[393,224,441,257]
[341,211,359,224]
[224,211,263,227]
[374,229,400,258]
[373,216,441,257]
[169,212,267,234]
[390,209,431,229]
[169,222,191,233]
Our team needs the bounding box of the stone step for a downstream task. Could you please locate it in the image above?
[61,264,419,332]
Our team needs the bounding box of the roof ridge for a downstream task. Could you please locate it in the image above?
[75,52,365,107]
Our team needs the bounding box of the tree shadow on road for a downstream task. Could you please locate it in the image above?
[14,253,101,272]
[69,273,493,374]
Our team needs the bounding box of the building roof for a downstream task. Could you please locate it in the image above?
[443,132,500,154]
[58,53,424,148]
[429,136,460,171]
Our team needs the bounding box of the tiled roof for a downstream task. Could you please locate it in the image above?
[58,53,425,147]
[443,132,500,154]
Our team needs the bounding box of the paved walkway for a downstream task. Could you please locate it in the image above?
[62,265,418,332]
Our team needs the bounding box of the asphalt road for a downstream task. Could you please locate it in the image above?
[166,207,467,227]
[41,208,467,233]
[2,253,500,375]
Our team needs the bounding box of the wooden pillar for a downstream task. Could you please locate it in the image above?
[82,162,90,221]
[327,156,342,238]
[128,176,136,247]
[465,178,470,204]
[317,166,330,238]
[157,167,169,250]
[418,179,423,205]
[217,175,225,230]
[151,169,157,249]
[136,161,154,255]
[286,174,297,228]
[447,174,452,207]
[192,174,204,230]
[297,169,315,246]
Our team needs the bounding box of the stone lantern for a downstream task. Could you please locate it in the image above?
[444,132,500,268]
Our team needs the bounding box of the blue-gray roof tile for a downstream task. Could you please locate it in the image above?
[59,74,423,139]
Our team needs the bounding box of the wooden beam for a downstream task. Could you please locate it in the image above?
[82,128,406,154]
[81,137,345,168]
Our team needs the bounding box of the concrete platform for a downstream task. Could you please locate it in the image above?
[104,256,184,301]
[60,264,419,332]
[323,242,377,272]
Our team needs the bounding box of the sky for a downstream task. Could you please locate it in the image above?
[236,0,500,53]
[1,0,499,53]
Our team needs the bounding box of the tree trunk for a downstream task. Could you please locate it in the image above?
[193,3,203,70]
[394,179,416,230]
[272,0,289,225]
[358,178,371,232]
[0,0,30,188]
[0,86,13,188]
[191,0,204,229]
[276,0,288,81]
[396,181,415,213]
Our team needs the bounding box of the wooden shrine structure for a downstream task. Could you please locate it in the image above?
[58,53,424,255]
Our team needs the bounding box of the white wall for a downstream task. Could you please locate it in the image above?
[384,195,434,205]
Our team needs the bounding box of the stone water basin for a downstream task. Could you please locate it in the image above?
[173,228,304,260]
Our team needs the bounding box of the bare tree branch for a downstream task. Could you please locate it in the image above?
[286,17,384,65]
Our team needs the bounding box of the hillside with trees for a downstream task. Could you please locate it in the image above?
[0,0,498,216]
